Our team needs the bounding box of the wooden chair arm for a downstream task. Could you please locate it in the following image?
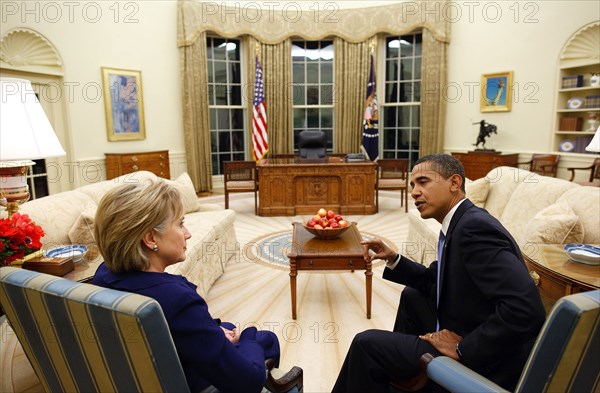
[264,359,303,393]
[390,353,435,391]
[566,164,594,182]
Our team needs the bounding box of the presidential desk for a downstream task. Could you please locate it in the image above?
[257,157,377,216]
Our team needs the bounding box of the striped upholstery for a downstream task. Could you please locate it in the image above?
[424,290,600,393]
[0,267,190,393]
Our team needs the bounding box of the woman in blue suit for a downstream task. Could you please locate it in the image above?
[332,154,545,392]
[92,179,279,393]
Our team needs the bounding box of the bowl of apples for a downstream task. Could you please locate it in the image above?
[304,208,353,240]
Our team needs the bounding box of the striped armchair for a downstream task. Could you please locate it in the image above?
[420,290,600,393]
[0,267,303,393]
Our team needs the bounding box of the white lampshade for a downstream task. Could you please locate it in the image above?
[0,78,66,161]
[585,126,600,152]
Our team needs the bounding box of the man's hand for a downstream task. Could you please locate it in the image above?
[221,326,241,344]
[361,238,397,263]
[419,329,463,360]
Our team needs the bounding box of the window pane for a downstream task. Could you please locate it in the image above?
[211,131,218,151]
[230,85,241,106]
[219,131,231,152]
[229,62,241,84]
[294,108,306,128]
[307,63,319,83]
[208,85,215,105]
[401,59,413,81]
[293,85,305,105]
[414,35,422,56]
[307,108,319,128]
[213,39,227,60]
[321,108,333,128]
[231,109,244,129]
[232,131,244,151]
[400,35,414,57]
[414,57,422,80]
[307,86,319,105]
[386,38,399,58]
[321,85,333,105]
[383,128,396,149]
[213,61,227,83]
[386,60,398,81]
[210,109,217,129]
[215,84,227,105]
[227,42,240,61]
[212,154,219,175]
[293,63,305,84]
[217,109,229,129]
[321,63,333,83]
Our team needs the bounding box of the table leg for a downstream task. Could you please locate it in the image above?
[290,258,297,319]
[365,260,372,319]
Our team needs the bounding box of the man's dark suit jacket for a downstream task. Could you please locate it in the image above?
[384,199,545,390]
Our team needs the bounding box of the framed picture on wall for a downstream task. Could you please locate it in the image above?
[101,67,146,141]
[480,71,513,113]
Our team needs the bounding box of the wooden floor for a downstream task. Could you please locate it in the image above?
[1,191,411,393]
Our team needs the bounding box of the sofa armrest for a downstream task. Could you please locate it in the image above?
[426,356,508,393]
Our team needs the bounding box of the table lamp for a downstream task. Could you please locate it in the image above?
[0,78,66,217]
[585,126,600,153]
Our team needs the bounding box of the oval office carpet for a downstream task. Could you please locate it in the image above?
[0,191,412,393]
[203,191,411,393]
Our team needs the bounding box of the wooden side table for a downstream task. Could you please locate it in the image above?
[105,150,170,180]
[287,222,372,319]
[452,151,518,180]
[522,244,599,312]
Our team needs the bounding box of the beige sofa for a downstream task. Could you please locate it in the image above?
[14,171,236,298]
[406,166,600,265]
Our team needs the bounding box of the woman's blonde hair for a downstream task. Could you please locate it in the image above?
[94,178,184,272]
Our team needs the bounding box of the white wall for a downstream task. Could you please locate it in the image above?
[1,0,598,185]
[445,1,599,156]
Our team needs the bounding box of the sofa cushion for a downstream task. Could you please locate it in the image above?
[67,206,97,246]
[78,171,158,204]
[465,177,490,208]
[19,190,96,248]
[484,167,532,218]
[524,201,584,245]
[500,174,578,244]
[557,186,600,245]
[168,172,200,214]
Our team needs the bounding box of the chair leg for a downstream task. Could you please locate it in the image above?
[254,190,258,215]
[404,188,408,213]
[225,190,229,209]
[376,188,379,213]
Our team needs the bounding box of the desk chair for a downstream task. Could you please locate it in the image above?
[393,290,599,393]
[376,159,410,213]
[298,130,327,162]
[224,161,259,215]
[0,267,303,393]
[518,154,560,177]
[567,157,600,186]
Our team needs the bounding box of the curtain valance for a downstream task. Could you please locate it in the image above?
[178,0,450,46]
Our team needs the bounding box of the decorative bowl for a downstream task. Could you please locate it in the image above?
[303,222,353,240]
[564,244,600,266]
[45,245,88,264]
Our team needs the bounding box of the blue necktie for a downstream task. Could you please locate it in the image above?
[436,230,445,331]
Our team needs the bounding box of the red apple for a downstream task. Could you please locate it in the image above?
[330,222,340,229]
[313,214,322,222]
[334,214,343,222]
[338,220,348,228]
[307,220,316,228]
[318,208,327,217]
[329,218,337,224]
[320,218,330,228]
[314,224,323,229]
[327,210,335,219]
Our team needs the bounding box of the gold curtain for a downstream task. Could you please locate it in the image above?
[179,31,212,192]
[246,38,293,155]
[333,37,372,154]
[420,29,448,156]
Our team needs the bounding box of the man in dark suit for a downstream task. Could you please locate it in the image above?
[332,154,545,393]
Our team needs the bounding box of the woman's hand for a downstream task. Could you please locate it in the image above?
[419,329,463,360]
[221,326,241,344]
[361,239,397,263]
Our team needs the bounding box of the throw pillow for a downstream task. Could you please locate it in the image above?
[169,172,200,214]
[465,177,490,208]
[524,201,584,245]
[68,206,96,246]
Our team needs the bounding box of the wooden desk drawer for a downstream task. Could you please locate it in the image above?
[295,257,366,270]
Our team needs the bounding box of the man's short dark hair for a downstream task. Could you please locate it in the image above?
[414,154,466,193]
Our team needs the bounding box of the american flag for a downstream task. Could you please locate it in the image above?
[362,54,379,161]
[252,56,268,161]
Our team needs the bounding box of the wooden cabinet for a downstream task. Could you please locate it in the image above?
[105,150,170,180]
[451,152,518,180]
[522,244,599,313]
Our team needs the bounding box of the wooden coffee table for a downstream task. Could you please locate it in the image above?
[287,222,372,319]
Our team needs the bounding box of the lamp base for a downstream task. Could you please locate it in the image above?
[0,161,35,217]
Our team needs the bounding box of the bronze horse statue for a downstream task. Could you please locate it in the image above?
[473,120,497,150]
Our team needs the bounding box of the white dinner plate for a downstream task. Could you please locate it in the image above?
[45,245,88,263]
[564,244,600,266]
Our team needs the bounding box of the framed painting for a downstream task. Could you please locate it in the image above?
[101,67,146,141]
[480,71,513,113]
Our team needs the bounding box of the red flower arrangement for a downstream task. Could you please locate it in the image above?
[0,213,45,266]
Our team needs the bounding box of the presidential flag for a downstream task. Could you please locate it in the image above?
[362,54,379,161]
[252,56,268,161]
